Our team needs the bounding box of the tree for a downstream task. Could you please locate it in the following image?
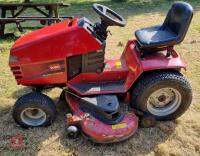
[111,0,128,2]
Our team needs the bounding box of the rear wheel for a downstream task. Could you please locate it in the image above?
[131,70,192,120]
[13,92,57,128]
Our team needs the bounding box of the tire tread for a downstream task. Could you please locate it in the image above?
[131,70,192,120]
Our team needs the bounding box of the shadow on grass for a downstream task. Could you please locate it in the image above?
[0,33,19,41]
[11,87,32,99]
[11,87,56,99]
[0,99,13,117]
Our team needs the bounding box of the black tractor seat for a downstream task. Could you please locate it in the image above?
[135,1,193,53]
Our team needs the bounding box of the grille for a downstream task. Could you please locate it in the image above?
[10,66,22,79]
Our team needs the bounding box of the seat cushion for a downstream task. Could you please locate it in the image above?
[135,25,177,48]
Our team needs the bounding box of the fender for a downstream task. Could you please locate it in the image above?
[122,40,186,91]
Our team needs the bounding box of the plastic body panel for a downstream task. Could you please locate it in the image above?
[9,18,103,85]
[68,40,186,95]
[122,40,186,92]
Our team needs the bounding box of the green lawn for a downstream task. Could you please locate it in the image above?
[0,0,200,156]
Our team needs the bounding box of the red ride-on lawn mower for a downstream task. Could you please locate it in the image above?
[10,2,193,143]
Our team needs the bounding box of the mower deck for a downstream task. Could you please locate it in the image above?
[65,92,138,143]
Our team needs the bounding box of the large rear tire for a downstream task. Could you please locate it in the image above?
[13,92,57,128]
[131,70,192,120]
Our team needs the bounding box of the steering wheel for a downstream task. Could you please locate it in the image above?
[92,3,126,27]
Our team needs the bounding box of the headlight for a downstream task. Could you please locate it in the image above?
[9,55,18,62]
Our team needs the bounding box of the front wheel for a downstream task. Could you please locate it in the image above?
[131,70,192,120]
[13,92,57,128]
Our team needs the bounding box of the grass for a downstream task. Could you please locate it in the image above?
[0,0,200,155]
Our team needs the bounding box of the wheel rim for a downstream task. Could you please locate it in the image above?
[147,88,182,116]
[21,108,46,126]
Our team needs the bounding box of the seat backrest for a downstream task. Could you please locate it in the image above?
[162,1,193,42]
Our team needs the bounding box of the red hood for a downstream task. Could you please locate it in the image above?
[11,18,78,52]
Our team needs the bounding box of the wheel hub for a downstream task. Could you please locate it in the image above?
[158,95,166,102]
[147,88,181,116]
[21,108,46,126]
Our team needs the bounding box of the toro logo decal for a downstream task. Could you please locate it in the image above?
[49,63,62,71]
[25,60,65,80]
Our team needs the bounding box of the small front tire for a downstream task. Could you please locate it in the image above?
[13,92,57,128]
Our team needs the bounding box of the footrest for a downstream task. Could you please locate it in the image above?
[69,80,125,95]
